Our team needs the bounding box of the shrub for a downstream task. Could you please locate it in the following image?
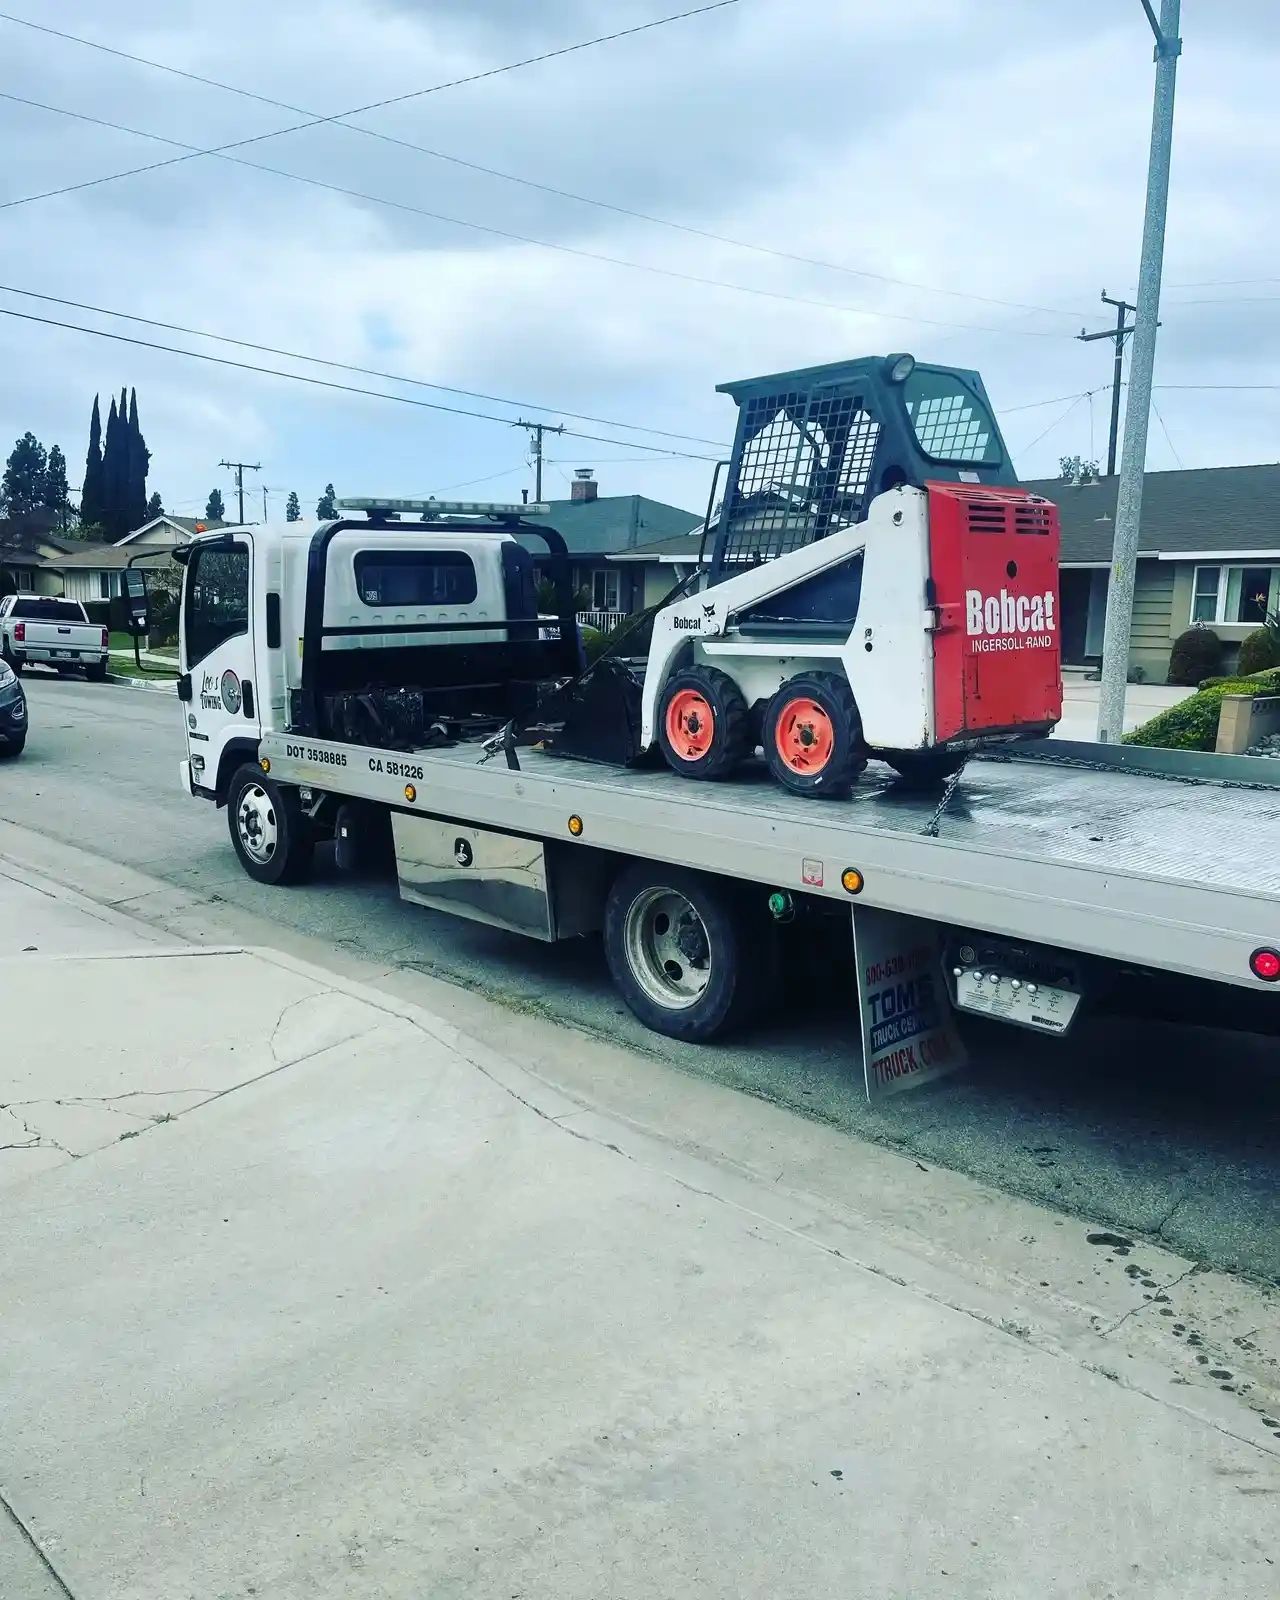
[1166,625,1223,686]
[1237,625,1280,676]
[1124,669,1280,751]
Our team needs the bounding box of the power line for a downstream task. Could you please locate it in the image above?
[0,90,1069,340]
[0,282,728,447]
[0,304,724,459]
[1150,399,1184,467]
[0,8,1083,325]
[1012,392,1090,456]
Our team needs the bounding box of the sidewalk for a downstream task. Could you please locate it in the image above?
[1052,679,1192,741]
[0,863,1275,1599]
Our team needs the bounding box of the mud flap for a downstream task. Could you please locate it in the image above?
[851,906,967,1102]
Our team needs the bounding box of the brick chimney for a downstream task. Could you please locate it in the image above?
[570,467,598,503]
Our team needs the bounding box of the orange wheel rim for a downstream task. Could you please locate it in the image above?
[665,688,715,761]
[775,697,835,773]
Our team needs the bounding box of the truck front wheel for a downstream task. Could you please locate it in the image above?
[227,764,314,886]
[603,862,776,1041]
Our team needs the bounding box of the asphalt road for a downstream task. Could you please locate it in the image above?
[4,672,1278,1280]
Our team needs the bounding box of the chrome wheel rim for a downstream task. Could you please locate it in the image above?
[622,887,712,1010]
[236,783,277,865]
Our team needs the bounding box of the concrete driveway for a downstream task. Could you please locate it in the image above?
[1,871,1277,1599]
[1053,679,1192,741]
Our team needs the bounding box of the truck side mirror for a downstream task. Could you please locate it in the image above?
[121,567,150,637]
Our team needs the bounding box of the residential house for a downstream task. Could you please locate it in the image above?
[0,512,83,595]
[1025,465,1280,681]
[524,471,700,629]
[39,515,224,602]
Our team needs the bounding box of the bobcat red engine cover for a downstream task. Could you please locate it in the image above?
[927,482,1062,742]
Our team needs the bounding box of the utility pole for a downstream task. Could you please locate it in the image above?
[1077,291,1136,477]
[1097,0,1181,744]
[218,459,261,525]
[513,420,564,503]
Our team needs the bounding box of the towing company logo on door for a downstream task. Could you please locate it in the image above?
[965,588,1056,652]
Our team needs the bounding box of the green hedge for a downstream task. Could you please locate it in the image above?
[1123,668,1280,751]
[1238,626,1279,676]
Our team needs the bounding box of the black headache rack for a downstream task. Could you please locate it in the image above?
[288,510,581,749]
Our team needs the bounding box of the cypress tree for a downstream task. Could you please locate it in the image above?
[81,395,106,529]
[127,388,150,531]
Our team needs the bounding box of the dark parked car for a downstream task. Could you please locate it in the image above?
[0,656,28,755]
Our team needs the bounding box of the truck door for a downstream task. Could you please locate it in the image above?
[927,483,1062,740]
[180,538,259,787]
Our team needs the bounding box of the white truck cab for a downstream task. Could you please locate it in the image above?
[174,500,576,811]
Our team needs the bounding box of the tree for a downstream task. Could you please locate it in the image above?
[81,395,106,529]
[0,432,48,517]
[315,483,337,519]
[102,396,127,538]
[1059,454,1100,486]
[285,490,301,522]
[43,444,71,528]
[205,487,226,521]
[127,389,150,532]
[146,491,163,519]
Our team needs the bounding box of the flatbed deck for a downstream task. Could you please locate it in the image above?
[262,733,1280,994]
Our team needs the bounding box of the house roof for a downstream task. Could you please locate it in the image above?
[118,514,225,543]
[1024,464,1280,564]
[611,530,707,564]
[41,542,180,571]
[519,494,700,559]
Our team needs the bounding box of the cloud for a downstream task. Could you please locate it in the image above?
[0,0,1278,518]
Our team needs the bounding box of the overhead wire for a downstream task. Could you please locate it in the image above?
[1012,392,1090,457]
[0,282,728,448]
[0,91,1070,340]
[1150,399,1184,467]
[0,304,725,459]
[0,8,1083,325]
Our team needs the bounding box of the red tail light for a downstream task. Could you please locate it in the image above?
[101,626,110,648]
[13,621,24,642]
[1250,947,1280,982]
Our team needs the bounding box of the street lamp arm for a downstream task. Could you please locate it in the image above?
[1139,0,1182,56]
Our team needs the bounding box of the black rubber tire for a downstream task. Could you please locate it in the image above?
[3,651,23,677]
[603,861,778,1042]
[762,670,866,799]
[656,664,750,781]
[226,763,315,886]
[883,749,967,788]
[83,660,108,682]
[0,733,26,757]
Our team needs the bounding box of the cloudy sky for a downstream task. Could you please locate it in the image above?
[1,0,1278,522]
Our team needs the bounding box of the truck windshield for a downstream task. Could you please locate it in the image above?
[11,598,85,622]
[902,369,1002,466]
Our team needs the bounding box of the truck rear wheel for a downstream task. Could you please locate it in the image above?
[763,671,865,799]
[227,764,314,886]
[603,862,776,1041]
[84,660,108,683]
[657,665,750,780]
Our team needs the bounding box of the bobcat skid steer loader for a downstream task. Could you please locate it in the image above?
[557,354,1062,798]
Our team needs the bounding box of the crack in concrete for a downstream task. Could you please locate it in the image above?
[0,1482,76,1599]
[1102,1261,1201,1337]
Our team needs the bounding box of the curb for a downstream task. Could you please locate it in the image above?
[105,672,176,694]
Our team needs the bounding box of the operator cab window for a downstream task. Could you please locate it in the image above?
[354,550,478,607]
[185,544,249,665]
[902,370,1002,466]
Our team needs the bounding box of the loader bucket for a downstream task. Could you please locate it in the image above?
[547,657,647,766]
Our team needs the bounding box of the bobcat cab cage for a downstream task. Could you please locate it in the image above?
[174,499,581,749]
[707,354,1016,583]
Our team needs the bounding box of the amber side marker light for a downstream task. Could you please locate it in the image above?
[841,868,865,895]
[567,814,584,837]
[404,784,417,803]
[259,757,270,773]
[1249,946,1280,982]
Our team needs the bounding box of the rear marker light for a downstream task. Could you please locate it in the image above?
[841,868,864,895]
[567,814,584,837]
[1249,947,1280,982]
[404,784,417,803]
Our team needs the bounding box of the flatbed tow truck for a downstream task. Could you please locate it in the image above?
[149,354,1278,1099]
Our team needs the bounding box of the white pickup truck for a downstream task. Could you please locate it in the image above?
[0,593,109,681]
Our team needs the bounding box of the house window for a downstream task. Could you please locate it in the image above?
[99,572,111,600]
[1190,564,1280,625]
[588,568,620,611]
